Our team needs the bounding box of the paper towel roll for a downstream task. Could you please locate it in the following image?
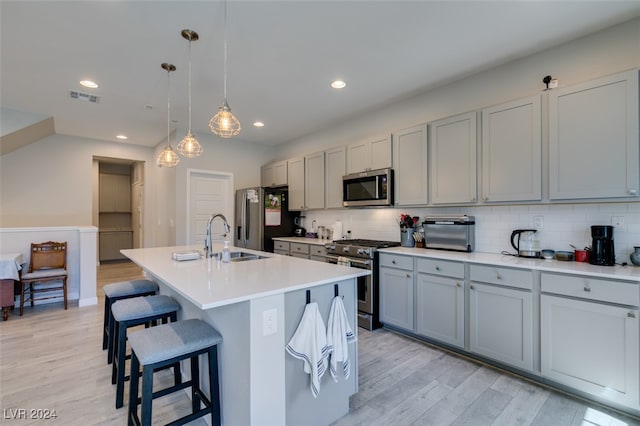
[332,220,343,240]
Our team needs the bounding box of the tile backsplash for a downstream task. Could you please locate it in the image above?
[302,202,640,264]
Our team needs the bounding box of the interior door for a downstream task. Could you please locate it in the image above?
[187,171,233,246]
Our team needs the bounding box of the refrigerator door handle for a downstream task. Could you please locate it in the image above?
[241,191,247,246]
[245,194,250,242]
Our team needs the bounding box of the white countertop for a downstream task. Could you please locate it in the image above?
[122,244,369,310]
[272,236,330,246]
[380,247,640,281]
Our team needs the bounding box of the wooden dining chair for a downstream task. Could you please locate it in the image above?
[19,241,68,315]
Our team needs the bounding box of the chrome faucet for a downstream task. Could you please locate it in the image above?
[205,213,231,258]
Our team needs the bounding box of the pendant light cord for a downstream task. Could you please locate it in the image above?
[223,0,228,101]
[188,38,193,130]
[167,67,171,148]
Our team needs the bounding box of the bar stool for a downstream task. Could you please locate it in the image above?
[111,295,180,409]
[128,319,222,426]
[103,279,158,363]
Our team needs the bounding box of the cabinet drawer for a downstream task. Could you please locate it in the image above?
[310,245,326,256]
[470,264,532,290]
[274,241,290,251]
[541,273,639,306]
[379,254,413,270]
[416,258,464,278]
[290,243,309,255]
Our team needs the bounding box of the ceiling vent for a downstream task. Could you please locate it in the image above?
[69,90,99,103]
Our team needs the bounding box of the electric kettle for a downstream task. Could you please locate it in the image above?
[510,229,541,258]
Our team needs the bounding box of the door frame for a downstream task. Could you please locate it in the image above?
[185,168,234,246]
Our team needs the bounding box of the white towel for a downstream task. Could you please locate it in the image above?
[285,302,329,398]
[326,295,356,382]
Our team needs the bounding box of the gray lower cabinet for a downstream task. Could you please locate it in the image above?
[469,265,533,371]
[379,253,414,331]
[540,272,639,409]
[274,240,290,256]
[415,258,465,348]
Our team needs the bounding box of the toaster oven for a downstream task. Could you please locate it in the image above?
[423,215,475,252]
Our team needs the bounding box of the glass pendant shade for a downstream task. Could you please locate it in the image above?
[209,99,241,138]
[157,145,180,167]
[177,130,203,157]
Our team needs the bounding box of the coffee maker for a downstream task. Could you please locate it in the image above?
[590,225,615,266]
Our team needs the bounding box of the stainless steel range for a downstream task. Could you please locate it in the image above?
[325,239,400,330]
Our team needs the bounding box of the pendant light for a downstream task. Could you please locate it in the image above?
[177,29,203,157]
[157,63,180,168]
[209,0,241,138]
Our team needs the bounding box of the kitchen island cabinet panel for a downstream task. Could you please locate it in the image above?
[481,95,541,203]
[469,282,533,371]
[549,70,639,200]
[541,294,639,409]
[429,112,478,204]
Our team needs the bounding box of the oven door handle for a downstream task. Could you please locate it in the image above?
[348,258,372,268]
[325,254,371,269]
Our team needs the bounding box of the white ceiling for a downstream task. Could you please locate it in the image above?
[1,1,639,148]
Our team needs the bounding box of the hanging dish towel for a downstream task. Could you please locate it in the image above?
[326,295,356,382]
[286,302,329,398]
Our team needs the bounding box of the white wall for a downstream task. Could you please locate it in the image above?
[273,18,640,262]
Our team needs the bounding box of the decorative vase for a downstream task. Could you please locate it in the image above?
[400,227,415,247]
[630,246,640,266]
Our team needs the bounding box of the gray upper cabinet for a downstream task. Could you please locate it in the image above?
[393,124,428,206]
[429,112,478,204]
[261,160,288,188]
[304,151,325,210]
[99,173,131,212]
[288,158,305,210]
[549,70,639,200]
[346,134,392,173]
[481,95,541,203]
[325,146,346,209]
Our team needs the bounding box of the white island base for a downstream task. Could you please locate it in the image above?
[123,245,364,426]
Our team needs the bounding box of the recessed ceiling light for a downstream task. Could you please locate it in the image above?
[330,80,346,89]
[116,135,128,140]
[253,121,265,127]
[80,80,99,89]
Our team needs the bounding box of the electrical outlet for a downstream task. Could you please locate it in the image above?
[533,215,544,229]
[263,308,277,336]
[611,216,625,227]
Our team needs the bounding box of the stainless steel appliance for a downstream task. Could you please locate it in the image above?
[510,229,540,258]
[423,215,475,252]
[342,168,394,207]
[590,225,615,266]
[235,187,299,252]
[326,239,400,330]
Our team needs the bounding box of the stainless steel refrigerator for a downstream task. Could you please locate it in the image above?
[235,187,298,252]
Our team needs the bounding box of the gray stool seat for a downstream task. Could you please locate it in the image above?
[111,295,180,409]
[128,319,222,426]
[104,279,159,298]
[103,279,158,357]
[129,319,223,365]
[112,295,180,322]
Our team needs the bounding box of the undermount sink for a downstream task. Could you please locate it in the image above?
[211,251,269,262]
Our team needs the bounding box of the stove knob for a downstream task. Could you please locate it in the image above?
[357,248,368,256]
[343,247,349,253]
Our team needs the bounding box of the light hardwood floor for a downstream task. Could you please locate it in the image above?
[1,262,639,425]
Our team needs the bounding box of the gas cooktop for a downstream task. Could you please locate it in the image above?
[334,239,399,248]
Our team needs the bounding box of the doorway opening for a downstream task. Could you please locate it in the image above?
[186,169,234,246]
[92,157,145,263]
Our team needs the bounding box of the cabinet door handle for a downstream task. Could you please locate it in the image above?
[392,260,396,264]
[629,189,637,195]
[496,273,503,280]
[435,266,440,271]
[583,286,591,292]
[628,312,636,318]
[482,197,489,202]
[470,285,474,290]
[406,274,411,278]
[471,197,476,202]
[456,282,461,288]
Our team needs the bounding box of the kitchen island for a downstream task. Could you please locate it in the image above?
[122,244,368,426]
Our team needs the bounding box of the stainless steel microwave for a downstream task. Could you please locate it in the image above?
[343,168,394,207]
